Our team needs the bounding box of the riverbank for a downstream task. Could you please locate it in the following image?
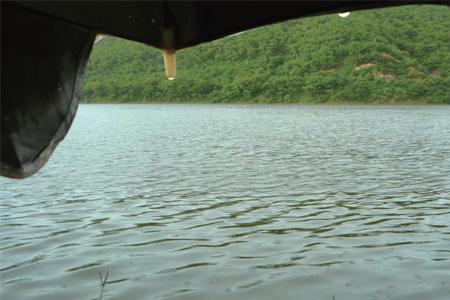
[80,98,436,105]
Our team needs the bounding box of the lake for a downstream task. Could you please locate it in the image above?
[1,104,449,300]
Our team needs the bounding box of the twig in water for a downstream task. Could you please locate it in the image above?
[97,270,109,300]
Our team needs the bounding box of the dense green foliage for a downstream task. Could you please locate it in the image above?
[83,5,450,103]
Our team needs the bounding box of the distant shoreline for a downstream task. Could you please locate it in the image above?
[83,6,449,106]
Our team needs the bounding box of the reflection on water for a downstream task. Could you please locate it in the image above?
[1,104,450,300]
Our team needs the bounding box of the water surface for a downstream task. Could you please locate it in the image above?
[1,104,450,300]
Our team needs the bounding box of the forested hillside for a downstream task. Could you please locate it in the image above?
[82,5,450,103]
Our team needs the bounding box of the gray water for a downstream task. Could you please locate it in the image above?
[1,104,450,300]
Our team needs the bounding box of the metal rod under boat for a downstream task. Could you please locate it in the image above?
[162,49,176,80]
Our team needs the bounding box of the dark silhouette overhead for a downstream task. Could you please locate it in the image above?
[1,1,445,178]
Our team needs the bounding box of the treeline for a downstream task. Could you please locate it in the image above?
[82,5,450,104]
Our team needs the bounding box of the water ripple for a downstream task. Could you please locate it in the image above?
[1,104,450,300]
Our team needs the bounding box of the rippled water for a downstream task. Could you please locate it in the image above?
[1,104,450,300]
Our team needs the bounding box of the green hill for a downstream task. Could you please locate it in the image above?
[82,5,450,104]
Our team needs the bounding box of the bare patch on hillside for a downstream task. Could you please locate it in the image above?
[353,63,374,71]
